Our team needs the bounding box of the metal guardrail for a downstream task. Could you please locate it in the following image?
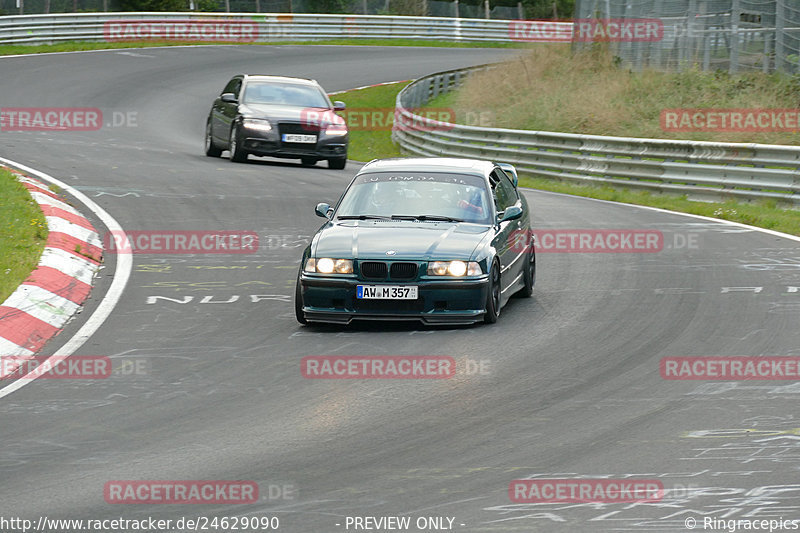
[0,12,570,45]
[393,65,800,205]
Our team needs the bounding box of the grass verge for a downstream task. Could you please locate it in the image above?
[0,38,527,57]
[434,44,800,145]
[0,168,48,304]
[334,81,409,162]
[336,80,800,237]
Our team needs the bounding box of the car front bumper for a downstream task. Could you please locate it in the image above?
[299,274,490,325]
[243,137,347,159]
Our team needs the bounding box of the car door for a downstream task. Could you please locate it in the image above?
[490,168,523,300]
[211,76,243,144]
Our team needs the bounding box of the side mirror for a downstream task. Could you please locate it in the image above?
[497,163,519,187]
[499,205,523,223]
[333,101,346,111]
[221,93,238,104]
[315,202,332,219]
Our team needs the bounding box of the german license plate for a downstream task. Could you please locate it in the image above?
[282,133,316,143]
[357,285,418,300]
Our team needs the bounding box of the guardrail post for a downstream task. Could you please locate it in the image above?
[729,0,740,74]
[775,0,785,72]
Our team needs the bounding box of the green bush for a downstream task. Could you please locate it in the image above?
[522,0,573,19]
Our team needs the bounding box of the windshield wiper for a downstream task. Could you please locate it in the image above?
[390,215,417,221]
[337,214,390,220]
[415,215,463,222]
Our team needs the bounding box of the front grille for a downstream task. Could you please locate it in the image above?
[390,262,418,280]
[279,122,321,134]
[360,261,388,279]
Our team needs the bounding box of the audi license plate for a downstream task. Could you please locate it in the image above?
[282,133,317,143]
[357,285,418,300]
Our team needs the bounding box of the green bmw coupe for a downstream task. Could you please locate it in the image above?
[295,157,535,325]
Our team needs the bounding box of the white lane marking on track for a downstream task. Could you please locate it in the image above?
[523,188,800,244]
[0,44,234,60]
[0,157,131,399]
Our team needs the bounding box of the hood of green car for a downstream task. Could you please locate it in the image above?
[314,220,491,261]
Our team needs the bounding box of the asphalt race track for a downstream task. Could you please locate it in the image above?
[2,44,800,532]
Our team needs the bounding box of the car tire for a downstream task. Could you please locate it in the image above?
[294,271,307,325]
[301,157,317,167]
[484,259,500,324]
[517,246,535,298]
[205,120,222,157]
[229,125,248,163]
[328,157,347,170]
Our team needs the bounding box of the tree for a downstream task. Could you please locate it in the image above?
[119,0,188,10]
[522,0,573,19]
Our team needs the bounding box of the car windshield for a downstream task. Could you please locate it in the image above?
[335,172,492,224]
[242,81,329,108]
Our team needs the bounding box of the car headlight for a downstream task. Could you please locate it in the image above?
[242,118,272,133]
[427,261,482,277]
[325,115,347,137]
[305,257,353,274]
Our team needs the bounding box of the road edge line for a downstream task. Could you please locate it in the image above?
[0,157,131,399]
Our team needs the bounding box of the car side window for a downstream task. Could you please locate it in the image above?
[491,170,517,212]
